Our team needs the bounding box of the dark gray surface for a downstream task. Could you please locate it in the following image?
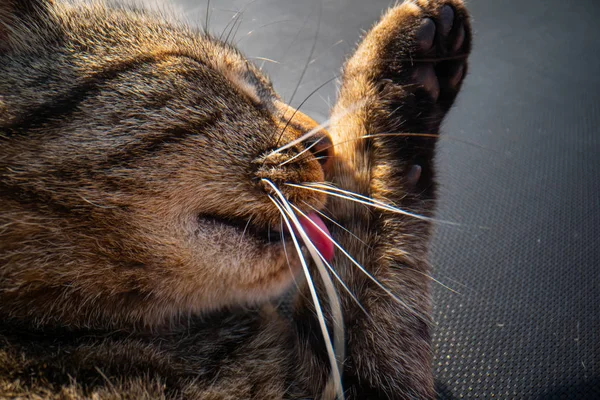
[171,0,600,397]
[431,0,600,398]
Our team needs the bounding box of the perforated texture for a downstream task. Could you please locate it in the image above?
[431,0,600,397]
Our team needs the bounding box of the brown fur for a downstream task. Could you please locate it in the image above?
[0,0,471,398]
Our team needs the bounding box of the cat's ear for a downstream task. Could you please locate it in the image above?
[0,0,54,50]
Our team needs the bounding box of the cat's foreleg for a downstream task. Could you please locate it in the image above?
[294,1,471,399]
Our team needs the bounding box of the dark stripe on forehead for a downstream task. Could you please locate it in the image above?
[0,52,203,136]
[97,116,220,170]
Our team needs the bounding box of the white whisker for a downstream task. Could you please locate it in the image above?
[408,268,462,295]
[267,99,367,158]
[265,179,344,398]
[237,20,295,45]
[248,56,281,65]
[288,203,426,321]
[301,201,369,247]
[309,40,345,65]
[289,182,461,226]
[279,135,325,167]
[302,202,459,294]
[280,218,303,292]
[359,133,494,152]
[239,216,253,245]
[269,121,332,158]
[306,182,435,222]
[268,195,344,400]
[314,250,371,319]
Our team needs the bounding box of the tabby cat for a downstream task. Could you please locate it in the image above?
[0,0,471,398]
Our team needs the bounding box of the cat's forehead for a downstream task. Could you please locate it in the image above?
[91,4,273,102]
[24,1,276,107]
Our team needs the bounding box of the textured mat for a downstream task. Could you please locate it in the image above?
[174,0,600,397]
[430,0,600,397]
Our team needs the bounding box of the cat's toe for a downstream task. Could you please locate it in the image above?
[452,20,466,52]
[440,5,466,52]
[409,2,471,105]
[413,64,440,101]
[439,5,455,36]
[416,18,436,51]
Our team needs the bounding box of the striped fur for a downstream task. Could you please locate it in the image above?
[0,0,471,398]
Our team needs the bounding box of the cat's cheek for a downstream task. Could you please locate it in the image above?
[181,225,302,310]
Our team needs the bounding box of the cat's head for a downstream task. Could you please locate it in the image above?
[0,0,333,328]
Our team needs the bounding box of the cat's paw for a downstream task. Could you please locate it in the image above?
[376,0,472,132]
[332,0,472,195]
[338,0,471,137]
[406,1,471,109]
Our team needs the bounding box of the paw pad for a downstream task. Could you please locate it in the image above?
[439,5,454,36]
[416,18,436,51]
[410,3,470,104]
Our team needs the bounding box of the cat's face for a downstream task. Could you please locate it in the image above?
[0,0,331,327]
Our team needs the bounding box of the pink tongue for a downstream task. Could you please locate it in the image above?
[297,212,335,262]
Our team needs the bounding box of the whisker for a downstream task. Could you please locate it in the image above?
[273,7,312,78]
[289,203,425,321]
[279,135,325,167]
[269,2,326,152]
[389,53,470,63]
[278,201,371,318]
[309,40,344,65]
[268,195,344,399]
[312,182,433,215]
[308,182,461,226]
[285,132,494,168]
[434,271,475,293]
[227,11,244,44]
[316,250,371,319]
[236,20,295,45]
[289,205,371,318]
[247,56,281,65]
[239,216,253,245]
[270,121,331,158]
[219,10,239,41]
[273,75,339,150]
[264,179,344,397]
[360,133,496,153]
[301,188,463,294]
[287,0,323,108]
[301,201,369,247]
[219,0,259,42]
[361,133,441,139]
[289,182,460,226]
[317,93,332,108]
[401,267,461,295]
[203,0,211,35]
[268,99,366,158]
[280,218,304,293]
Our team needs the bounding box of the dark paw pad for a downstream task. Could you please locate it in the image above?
[373,1,472,194]
[410,3,470,104]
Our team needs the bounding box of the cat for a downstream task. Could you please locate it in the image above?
[0,0,471,399]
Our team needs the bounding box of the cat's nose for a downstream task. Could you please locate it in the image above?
[274,101,335,173]
[303,131,333,171]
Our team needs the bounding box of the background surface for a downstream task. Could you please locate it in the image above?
[163,0,600,397]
